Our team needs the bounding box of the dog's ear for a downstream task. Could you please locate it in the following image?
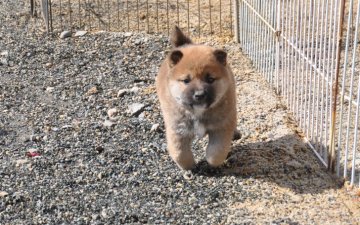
[213,49,227,66]
[170,26,192,47]
[168,50,183,67]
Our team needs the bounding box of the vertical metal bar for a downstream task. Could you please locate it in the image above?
[230,0,233,36]
[127,0,129,30]
[253,1,259,71]
[30,0,35,16]
[258,0,263,73]
[137,0,139,32]
[97,0,101,30]
[167,0,170,36]
[147,0,149,33]
[240,0,244,44]
[234,0,240,42]
[315,0,326,152]
[258,0,263,74]
[294,0,301,119]
[187,0,190,35]
[283,0,288,102]
[68,0,72,31]
[270,0,276,85]
[263,0,267,76]
[328,0,345,172]
[209,0,213,34]
[281,0,285,96]
[117,0,120,30]
[220,0,222,34]
[198,0,201,37]
[318,0,330,157]
[286,0,292,107]
[78,0,81,28]
[156,0,159,32]
[268,0,274,83]
[299,0,308,129]
[107,0,110,31]
[275,0,281,94]
[289,0,295,112]
[49,0,53,33]
[323,0,337,161]
[351,72,360,185]
[310,0,322,144]
[339,0,355,178]
[86,0,91,31]
[177,0,179,27]
[306,0,316,140]
[348,0,360,184]
[263,1,268,77]
[249,1,255,64]
[60,0,63,30]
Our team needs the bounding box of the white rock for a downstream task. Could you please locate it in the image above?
[150,123,160,132]
[127,103,145,116]
[107,108,118,118]
[27,148,37,153]
[74,30,87,37]
[16,159,28,167]
[60,30,72,39]
[0,51,9,56]
[117,89,128,97]
[0,191,8,197]
[45,87,54,93]
[103,120,115,127]
[130,86,140,93]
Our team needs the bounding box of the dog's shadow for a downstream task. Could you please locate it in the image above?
[192,134,343,194]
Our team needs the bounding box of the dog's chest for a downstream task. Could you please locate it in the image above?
[175,118,207,138]
[193,120,206,138]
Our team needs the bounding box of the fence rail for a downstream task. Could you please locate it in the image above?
[235,0,360,187]
[29,0,234,37]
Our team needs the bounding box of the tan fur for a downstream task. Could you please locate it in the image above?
[156,27,237,170]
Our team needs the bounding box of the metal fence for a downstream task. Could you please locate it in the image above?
[234,0,360,187]
[30,0,234,37]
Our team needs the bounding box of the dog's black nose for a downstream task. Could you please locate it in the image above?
[194,90,206,101]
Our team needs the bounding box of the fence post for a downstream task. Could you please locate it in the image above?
[30,0,35,17]
[328,0,346,172]
[275,0,281,94]
[233,0,240,43]
[40,0,49,33]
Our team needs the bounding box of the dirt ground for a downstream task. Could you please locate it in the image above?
[1,0,360,224]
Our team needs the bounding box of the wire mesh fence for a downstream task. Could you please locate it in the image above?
[30,0,234,37]
[234,0,360,187]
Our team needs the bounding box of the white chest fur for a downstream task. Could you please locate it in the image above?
[194,120,206,138]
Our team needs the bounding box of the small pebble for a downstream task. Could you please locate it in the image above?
[107,108,118,118]
[74,30,87,37]
[117,89,128,97]
[60,30,72,39]
[0,191,9,197]
[150,123,160,132]
[86,86,99,95]
[103,120,115,127]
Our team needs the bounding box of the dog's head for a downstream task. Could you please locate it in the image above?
[167,27,232,112]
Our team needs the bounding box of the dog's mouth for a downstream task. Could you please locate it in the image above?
[188,102,211,110]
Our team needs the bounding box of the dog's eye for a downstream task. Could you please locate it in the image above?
[182,78,191,84]
[205,75,215,84]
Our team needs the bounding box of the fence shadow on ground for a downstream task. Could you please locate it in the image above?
[192,134,344,194]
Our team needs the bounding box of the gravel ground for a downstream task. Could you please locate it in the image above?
[1,1,360,224]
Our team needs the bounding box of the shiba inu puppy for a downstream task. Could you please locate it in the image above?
[156,26,237,170]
